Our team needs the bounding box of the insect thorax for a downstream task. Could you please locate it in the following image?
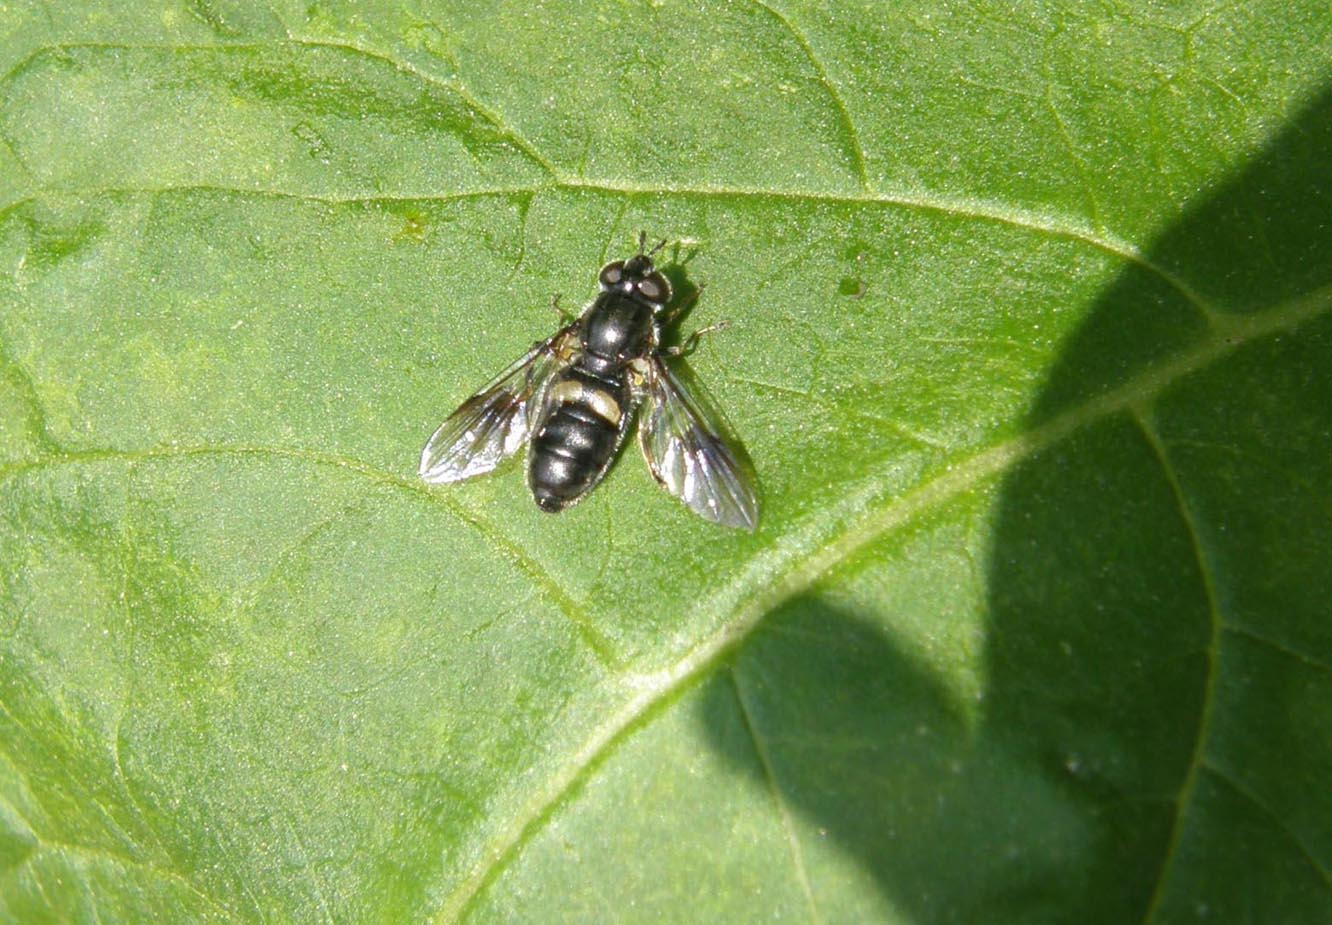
[580,291,657,365]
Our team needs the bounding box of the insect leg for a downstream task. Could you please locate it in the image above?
[659,282,706,329]
[664,320,730,357]
[550,293,575,324]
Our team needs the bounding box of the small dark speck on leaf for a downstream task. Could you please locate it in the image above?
[839,276,867,298]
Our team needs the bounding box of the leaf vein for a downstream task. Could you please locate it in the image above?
[230,492,372,609]
[1201,761,1332,890]
[730,668,822,925]
[0,785,237,922]
[0,444,618,669]
[26,838,238,921]
[0,333,63,456]
[1130,408,1225,925]
[277,811,337,925]
[431,284,1332,922]
[281,36,562,179]
[745,0,871,190]
[0,179,1216,322]
[105,615,174,867]
[0,39,560,181]
[1223,623,1331,674]
[1043,83,1105,234]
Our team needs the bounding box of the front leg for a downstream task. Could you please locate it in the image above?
[663,320,731,357]
[550,293,576,324]
[659,282,706,328]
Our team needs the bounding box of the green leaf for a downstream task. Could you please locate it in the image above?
[1,2,1329,922]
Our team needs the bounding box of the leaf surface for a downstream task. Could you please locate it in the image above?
[0,2,1329,922]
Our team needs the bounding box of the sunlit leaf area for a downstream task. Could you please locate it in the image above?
[0,2,1329,922]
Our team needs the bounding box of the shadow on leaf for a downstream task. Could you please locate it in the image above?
[701,81,1332,922]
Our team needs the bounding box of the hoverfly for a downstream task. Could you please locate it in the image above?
[419,235,758,530]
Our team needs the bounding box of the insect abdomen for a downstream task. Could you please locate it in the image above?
[528,370,629,512]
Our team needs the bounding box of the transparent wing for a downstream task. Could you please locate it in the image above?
[419,326,576,483]
[639,358,758,530]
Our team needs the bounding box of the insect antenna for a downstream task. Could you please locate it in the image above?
[636,230,668,257]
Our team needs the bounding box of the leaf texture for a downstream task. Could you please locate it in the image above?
[0,2,1329,923]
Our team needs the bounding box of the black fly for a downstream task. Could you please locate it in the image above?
[419,235,758,529]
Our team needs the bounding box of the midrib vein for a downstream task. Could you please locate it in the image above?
[1,35,1214,322]
[432,285,1332,923]
[1,178,1214,325]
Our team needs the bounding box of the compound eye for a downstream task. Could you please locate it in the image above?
[637,272,671,304]
[599,261,624,288]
